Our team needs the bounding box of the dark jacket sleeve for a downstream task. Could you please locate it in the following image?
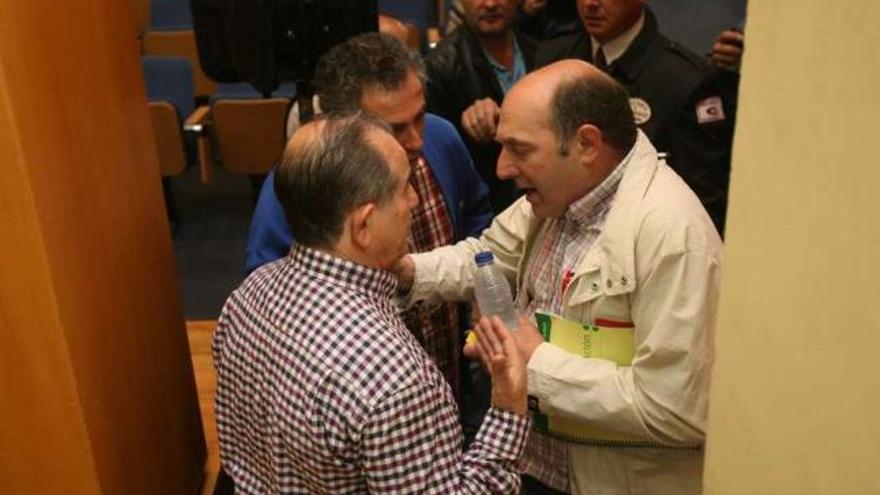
[659,68,737,236]
[455,149,494,239]
[425,60,457,126]
[533,31,587,68]
[425,33,472,127]
[444,128,494,239]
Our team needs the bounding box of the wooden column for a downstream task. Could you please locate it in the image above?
[0,0,206,493]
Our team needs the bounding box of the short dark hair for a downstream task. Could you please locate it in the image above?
[549,73,637,155]
[274,114,396,248]
[313,32,426,113]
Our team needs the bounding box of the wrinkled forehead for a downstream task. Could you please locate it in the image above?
[498,90,553,141]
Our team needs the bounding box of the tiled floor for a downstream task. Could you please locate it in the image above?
[170,162,256,320]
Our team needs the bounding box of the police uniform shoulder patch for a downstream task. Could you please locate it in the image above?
[696,96,725,124]
[629,97,652,125]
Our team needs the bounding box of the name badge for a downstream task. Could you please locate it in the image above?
[629,97,652,125]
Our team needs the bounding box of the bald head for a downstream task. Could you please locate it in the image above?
[274,114,398,248]
[282,116,327,160]
[506,60,601,111]
[505,59,636,156]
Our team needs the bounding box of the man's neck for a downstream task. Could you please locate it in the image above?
[478,31,516,70]
[322,241,381,271]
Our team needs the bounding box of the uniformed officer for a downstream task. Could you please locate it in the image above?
[535,0,736,235]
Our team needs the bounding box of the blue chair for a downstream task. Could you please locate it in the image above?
[142,55,194,176]
[212,82,297,101]
[143,0,215,98]
[142,55,196,230]
[149,0,193,31]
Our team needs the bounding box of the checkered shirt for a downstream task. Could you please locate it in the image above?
[214,244,530,494]
[402,156,461,398]
[515,160,629,493]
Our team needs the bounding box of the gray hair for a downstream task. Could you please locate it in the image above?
[313,32,426,113]
[274,113,396,248]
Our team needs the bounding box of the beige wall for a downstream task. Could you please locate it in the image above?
[704,2,880,494]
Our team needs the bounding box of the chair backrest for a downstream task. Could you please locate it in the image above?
[212,82,297,101]
[142,55,195,117]
[143,30,217,98]
[212,98,291,175]
[149,101,187,176]
[142,56,193,177]
[150,0,193,30]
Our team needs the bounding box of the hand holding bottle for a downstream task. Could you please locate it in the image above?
[469,316,528,416]
[473,252,518,331]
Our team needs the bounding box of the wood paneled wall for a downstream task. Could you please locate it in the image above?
[0,0,205,493]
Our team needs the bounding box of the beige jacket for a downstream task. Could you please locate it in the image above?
[409,132,723,494]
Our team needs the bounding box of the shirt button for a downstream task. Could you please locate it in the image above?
[590,282,600,291]
[606,279,613,288]
[620,276,628,286]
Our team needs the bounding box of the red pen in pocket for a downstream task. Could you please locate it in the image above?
[561,269,574,295]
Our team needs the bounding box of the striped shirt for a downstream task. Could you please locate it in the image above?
[515,159,629,493]
[214,244,529,494]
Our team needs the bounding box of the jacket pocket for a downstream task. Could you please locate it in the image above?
[566,269,633,326]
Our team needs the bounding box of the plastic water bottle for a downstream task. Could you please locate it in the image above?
[473,251,518,331]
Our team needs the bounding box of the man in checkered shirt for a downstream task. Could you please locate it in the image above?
[245,34,495,429]
[214,114,530,493]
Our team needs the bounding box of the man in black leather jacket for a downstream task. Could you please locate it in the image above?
[426,0,537,214]
[536,0,736,235]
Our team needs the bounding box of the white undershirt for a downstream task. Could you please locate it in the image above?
[590,10,645,65]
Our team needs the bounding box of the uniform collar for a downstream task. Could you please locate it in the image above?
[589,6,661,83]
[590,9,645,65]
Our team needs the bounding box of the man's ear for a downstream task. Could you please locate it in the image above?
[576,123,602,164]
[349,203,376,250]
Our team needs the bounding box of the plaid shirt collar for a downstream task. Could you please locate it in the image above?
[286,243,397,301]
[564,152,632,227]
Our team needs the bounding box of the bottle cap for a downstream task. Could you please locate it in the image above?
[474,251,494,265]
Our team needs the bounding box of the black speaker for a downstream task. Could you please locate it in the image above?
[190,0,378,95]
